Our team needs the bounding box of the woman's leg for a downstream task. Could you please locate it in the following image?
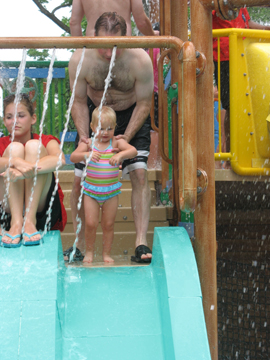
[1,143,24,244]
[23,140,51,242]
[100,195,118,263]
[83,194,100,263]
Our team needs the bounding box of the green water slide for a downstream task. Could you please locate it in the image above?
[0,228,211,360]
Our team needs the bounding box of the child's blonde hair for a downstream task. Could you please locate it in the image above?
[91,106,116,129]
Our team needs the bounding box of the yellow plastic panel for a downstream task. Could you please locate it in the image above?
[245,43,270,159]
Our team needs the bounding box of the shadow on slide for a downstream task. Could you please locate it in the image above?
[0,227,211,360]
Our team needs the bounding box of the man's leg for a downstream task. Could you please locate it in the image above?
[129,168,152,260]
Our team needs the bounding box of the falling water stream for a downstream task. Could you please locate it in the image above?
[42,47,86,238]
[21,48,56,237]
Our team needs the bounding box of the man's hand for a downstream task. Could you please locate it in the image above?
[79,136,90,145]
[115,134,129,143]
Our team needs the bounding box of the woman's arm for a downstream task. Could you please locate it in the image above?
[0,157,11,173]
[0,140,65,180]
[248,20,270,31]
[0,155,35,178]
[36,140,66,173]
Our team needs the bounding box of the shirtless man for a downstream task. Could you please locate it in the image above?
[65,12,153,263]
[70,0,159,36]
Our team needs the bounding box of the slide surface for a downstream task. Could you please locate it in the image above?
[0,228,211,360]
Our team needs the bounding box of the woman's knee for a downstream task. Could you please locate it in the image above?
[3,142,24,158]
[25,140,46,157]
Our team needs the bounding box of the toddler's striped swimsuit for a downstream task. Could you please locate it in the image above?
[83,140,122,206]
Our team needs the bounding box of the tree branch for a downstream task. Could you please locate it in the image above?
[32,0,70,34]
[52,4,70,15]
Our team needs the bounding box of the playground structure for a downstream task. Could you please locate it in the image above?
[1,0,270,359]
[213,28,270,175]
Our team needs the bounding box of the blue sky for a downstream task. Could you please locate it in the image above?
[0,0,71,61]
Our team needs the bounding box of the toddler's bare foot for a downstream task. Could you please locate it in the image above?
[83,251,94,263]
[103,253,114,263]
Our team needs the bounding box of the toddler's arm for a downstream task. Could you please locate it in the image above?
[109,139,137,167]
[70,139,101,164]
[70,141,90,163]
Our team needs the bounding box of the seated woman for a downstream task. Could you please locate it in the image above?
[0,94,67,247]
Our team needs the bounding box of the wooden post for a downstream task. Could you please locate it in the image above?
[190,1,218,359]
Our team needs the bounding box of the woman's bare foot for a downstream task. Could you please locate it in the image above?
[83,251,94,263]
[103,253,114,263]
[2,222,22,245]
[23,221,41,243]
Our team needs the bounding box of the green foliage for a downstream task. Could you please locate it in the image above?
[247,7,270,25]
[27,49,50,61]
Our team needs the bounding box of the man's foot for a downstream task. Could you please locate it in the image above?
[131,245,152,263]
[103,253,114,263]
[63,246,84,262]
[83,251,94,263]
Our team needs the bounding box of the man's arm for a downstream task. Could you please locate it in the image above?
[131,0,157,36]
[68,50,90,140]
[123,51,154,143]
[248,20,270,31]
[70,0,84,36]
